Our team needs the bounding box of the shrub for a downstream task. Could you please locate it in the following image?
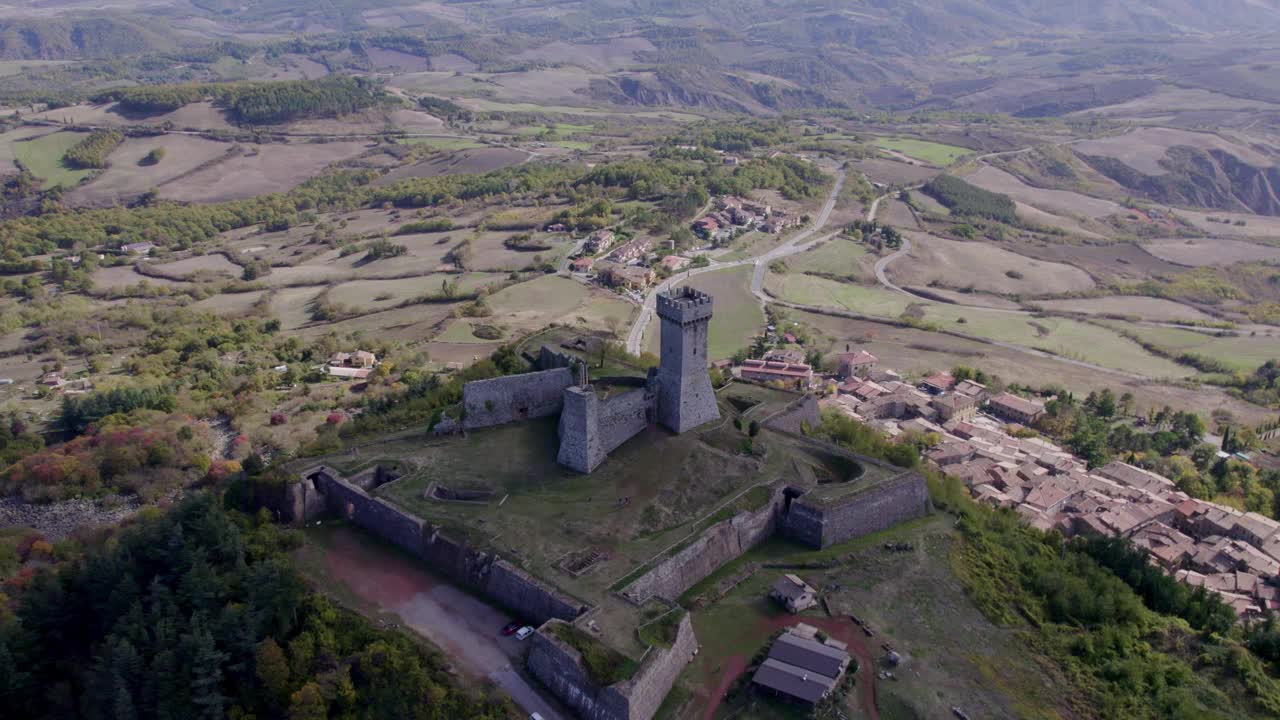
[139,147,165,166]
[269,412,287,426]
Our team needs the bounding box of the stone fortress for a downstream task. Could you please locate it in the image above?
[462,286,721,473]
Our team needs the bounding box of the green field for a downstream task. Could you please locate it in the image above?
[665,266,764,360]
[786,238,870,278]
[396,136,486,150]
[1102,322,1279,372]
[765,274,1193,377]
[435,319,505,343]
[513,122,594,137]
[553,140,594,151]
[874,137,972,166]
[13,132,96,188]
[0,60,71,78]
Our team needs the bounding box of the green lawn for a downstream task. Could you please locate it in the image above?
[13,132,95,188]
[553,140,593,151]
[873,137,972,166]
[435,319,505,343]
[786,238,869,278]
[396,136,485,150]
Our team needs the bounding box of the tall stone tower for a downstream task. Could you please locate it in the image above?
[654,287,720,433]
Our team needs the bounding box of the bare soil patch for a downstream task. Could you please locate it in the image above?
[1142,237,1280,266]
[852,157,943,185]
[1014,201,1106,239]
[879,198,920,230]
[92,265,184,290]
[965,165,1121,219]
[890,233,1094,296]
[1013,240,1186,282]
[1074,127,1274,175]
[158,140,369,203]
[1174,209,1280,239]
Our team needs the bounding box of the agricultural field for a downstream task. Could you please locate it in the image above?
[325,272,500,313]
[1100,322,1280,372]
[483,274,635,337]
[378,147,531,183]
[0,125,57,173]
[963,165,1122,219]
[12,131,95,188]
[1142,238,1280,266]
[852,157,941,185]
[148,253,242,280]
[789,309,1274,425]
[156,140,371,203]
[873,137,972,166]
[887,232,1095,296]
[1033,296,1215,322]
[66,135,235,207]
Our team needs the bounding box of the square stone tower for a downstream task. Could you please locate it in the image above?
[654,287,720,433]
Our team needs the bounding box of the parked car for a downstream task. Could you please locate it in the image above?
[501,622,521,636]
[515,626,535,641]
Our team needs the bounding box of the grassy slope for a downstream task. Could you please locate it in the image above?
[14,132,95,187]
[874,137,971,166]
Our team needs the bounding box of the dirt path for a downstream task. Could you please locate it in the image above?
[317,526,568,720]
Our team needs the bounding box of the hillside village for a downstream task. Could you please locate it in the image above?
[727,347,1280,618]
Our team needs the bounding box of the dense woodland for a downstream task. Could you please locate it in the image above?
[91,77,385,125]
[922,174,1018,223]
[0,494,518,719]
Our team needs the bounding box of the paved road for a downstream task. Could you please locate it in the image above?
[624,167,848,354]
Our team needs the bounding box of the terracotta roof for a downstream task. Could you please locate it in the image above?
[989,392,1045,417]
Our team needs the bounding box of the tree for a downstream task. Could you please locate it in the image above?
[287,682,327,720]
[255,638,290,709]
[748,420,760,437]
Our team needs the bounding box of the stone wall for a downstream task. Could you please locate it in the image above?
[462,368,574,430]
[621,487,782,605]
[527,614,697,720]
[783,472,931,549]
[762,394,821,435]
[559,386,655,473]
[300,466,588,625]
[539,345,578,370]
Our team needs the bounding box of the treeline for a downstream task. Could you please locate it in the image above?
[818,410,920,468]
[0,494,518,719]
[394,218,453,234]
[417,95,475,122]
[58,385,177,436]
[665,121,790,152]
[922,174,1017,223]
[92,77,385,125]
[62,129,124,170]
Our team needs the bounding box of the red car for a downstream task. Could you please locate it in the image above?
[501,622,521,636]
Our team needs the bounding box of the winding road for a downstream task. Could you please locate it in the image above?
[624,167,850,354]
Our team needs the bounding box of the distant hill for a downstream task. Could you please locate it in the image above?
[0,17,175,59]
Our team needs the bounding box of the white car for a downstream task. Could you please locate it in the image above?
[515,626,536,640]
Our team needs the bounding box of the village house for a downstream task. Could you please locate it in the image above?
[836,350,878,379]
[919,371,956,395]
[330,351,378,369]
[932,393,978,423]
[752,625,851,706]
[953,379,990,402]
[739,359,813,387]
[770,574,819,614]
[121,241,156,255]
[658,254,690,272]
[583,230,616,254]
[570,256,595,273]
[606,237,652,264]
[598,263,654,290]
[988,392,1046,425]
[763,348,807,365]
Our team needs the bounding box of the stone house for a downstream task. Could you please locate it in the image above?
[739,359,812,387]
[836,350,878,379]
[770,574,818,614]
[988,392,1046,425]
[932,393,978,423]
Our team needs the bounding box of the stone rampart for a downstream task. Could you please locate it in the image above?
[762,394,821,435]
[621,487,782,605]
[559,386,655,473]
[463,368,574,430]
[783,472,931,549]
[300,466,587,624]
[539,345,578,370]
[527,614,697,720]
